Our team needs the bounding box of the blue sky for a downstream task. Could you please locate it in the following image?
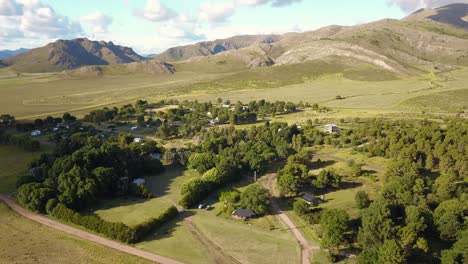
[0,0,465,54]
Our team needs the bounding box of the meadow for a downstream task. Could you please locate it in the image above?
[1,64,466,120]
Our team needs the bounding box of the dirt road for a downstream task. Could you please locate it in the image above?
[259,174,318,264]
[0,194,183,264]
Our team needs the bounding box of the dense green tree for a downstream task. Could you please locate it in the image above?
[312,169,341,189]
[320,209,350,249]
[378,239,405,264]
[434,199,465,240]
[358,199,395,248]
[441,229,468,264]
[239,184,270,215]
[355,191,370,209]
[17,183,55,213]
[188,153,216,174]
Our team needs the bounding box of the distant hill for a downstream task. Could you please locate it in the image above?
[404,3,468,30]
[1,38,145,73]
[155,34,281,62]
[0,48,29,59]
[63,60,175,78]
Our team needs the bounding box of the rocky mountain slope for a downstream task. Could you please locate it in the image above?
[157,3,468,77]
[155,34,280,62]
[1,38,145,73]
[404,3,468,30]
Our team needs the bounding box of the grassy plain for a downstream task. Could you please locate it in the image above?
[1,64,466,120]
[0,201,152,264]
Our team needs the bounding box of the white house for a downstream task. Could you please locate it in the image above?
[133,137,143,143]
[324,124,340,133]
[130,126,138,132]
[31,130,41,137]
[222,103,231,108]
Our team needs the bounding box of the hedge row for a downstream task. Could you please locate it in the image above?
[49,202,178,243]
[50,203,137,243]
[134,206,179,240]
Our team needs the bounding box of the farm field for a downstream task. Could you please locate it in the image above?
[1,65,467,120]
[0,201,152,264]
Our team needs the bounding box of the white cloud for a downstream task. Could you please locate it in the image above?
[387,0,465,13]
[0,0,82,39]
[19,1,82,38]
[81,12,113,33]
[159,18,205,41]
[134,0,176,22]
[199,0,302,23]
[199,1,236,22]
[0,0,23,16]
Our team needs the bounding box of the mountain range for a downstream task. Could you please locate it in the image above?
[0,48,29,59]
[0,38,145,73]
[1,3,467,77]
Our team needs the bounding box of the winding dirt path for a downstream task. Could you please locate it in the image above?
[0,195,183,264]
[259,174,319,264]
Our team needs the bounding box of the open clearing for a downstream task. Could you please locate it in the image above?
[88,167,199,227]
[0,201,152,264]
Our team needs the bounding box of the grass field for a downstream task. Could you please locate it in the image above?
[0,146,45,194]
[0,201,152,264]
[89,166,200,227]
[1,63,466,120]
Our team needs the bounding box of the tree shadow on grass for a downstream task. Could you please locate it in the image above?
[311,160,336,170]
[146,165,186,198]
[138,211,195,242]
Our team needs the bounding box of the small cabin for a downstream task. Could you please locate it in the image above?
[134,137,143,143]
[130,126,139,132]
[301,193,323,206]
[324,124,340,133]
[232,209,256,220]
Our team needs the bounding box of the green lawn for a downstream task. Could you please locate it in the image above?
[89,167,200,227]
[0,201,152,264]
[0,146,44,194]
[136,217,214,264]
[191,203,301,264]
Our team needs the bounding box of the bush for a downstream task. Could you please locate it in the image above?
[293,199,311,216]
[355,191,370,209]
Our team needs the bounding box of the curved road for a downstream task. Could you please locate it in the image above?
[259,174,319,264]
[0,195,183,264]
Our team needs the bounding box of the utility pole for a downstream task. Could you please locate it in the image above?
[254,171,257,182]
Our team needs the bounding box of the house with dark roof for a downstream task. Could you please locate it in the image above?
[301,193,323,206]
[232,209,256,220]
